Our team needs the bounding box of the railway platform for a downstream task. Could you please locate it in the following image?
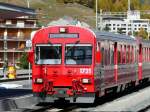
[0,69,32,82]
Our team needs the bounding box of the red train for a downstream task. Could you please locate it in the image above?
[28,25,150,103]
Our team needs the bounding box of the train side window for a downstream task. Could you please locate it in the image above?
[104,45,107,65]
[142,48,145,62]
[144,48,145,62]
[105,42,110,65]
[137,47,139,63]
[120,45,122,64]
[122,45,126,64]
[149,48,150,62]
[117,44,121,64]
[132,46,134,63]
[144,47,146,62]
[129,46,132,63]
[107,43,110,65]
[147,48,148,62]
[126,45,130,64]
[138,47,140,63]
[146,48,149,62]
[110,43,114,65]
[101,42,105,66]
[146,48,147,62]
[126,45,129,63]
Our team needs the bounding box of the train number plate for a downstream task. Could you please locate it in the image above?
[80,68,91,74]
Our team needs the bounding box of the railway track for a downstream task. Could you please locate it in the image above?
[1,84,150,112]
[1,77,150,111]
[23,103,78,112]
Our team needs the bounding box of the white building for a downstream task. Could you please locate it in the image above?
[99,10,150,38]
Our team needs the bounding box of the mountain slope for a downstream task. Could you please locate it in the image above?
[0,0,96,27]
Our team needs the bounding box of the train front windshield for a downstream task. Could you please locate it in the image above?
[65,44,92,65]
[35,44,92,65]
[35,44,62,64]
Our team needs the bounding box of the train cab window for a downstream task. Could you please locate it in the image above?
[65,44,92,65]
[35,44,62,64]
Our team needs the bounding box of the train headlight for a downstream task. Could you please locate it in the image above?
[82,78,91,84]
[35,78,43,84]
[60,27,66,33]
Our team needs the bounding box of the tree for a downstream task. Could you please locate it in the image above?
[130,0,141,10]
[103,25,110,31]
[19,52,29,69]
[117,28,124,34]
[137,27,148,40]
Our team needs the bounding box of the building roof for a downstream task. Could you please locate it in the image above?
[0,2,36,19]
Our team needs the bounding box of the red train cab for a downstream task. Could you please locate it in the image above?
[28,26,98,103]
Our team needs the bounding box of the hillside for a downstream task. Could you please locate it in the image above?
[0,0,96,27]
[0,0,149,27]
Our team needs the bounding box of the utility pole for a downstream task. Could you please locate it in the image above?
[96,0,98,30]
[128,0,131,11]
[26,0,30,8]
[99,9,103,31]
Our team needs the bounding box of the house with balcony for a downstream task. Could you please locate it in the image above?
[0,2,38,67]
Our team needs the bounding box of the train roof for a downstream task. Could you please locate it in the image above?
[94,31,136,43]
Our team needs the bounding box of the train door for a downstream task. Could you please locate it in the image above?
[138,44,142,80]
[97,41,105,93]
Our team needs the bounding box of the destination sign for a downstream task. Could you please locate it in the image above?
[49,33,79,38]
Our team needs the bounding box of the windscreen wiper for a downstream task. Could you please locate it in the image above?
[65,40,80,53]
